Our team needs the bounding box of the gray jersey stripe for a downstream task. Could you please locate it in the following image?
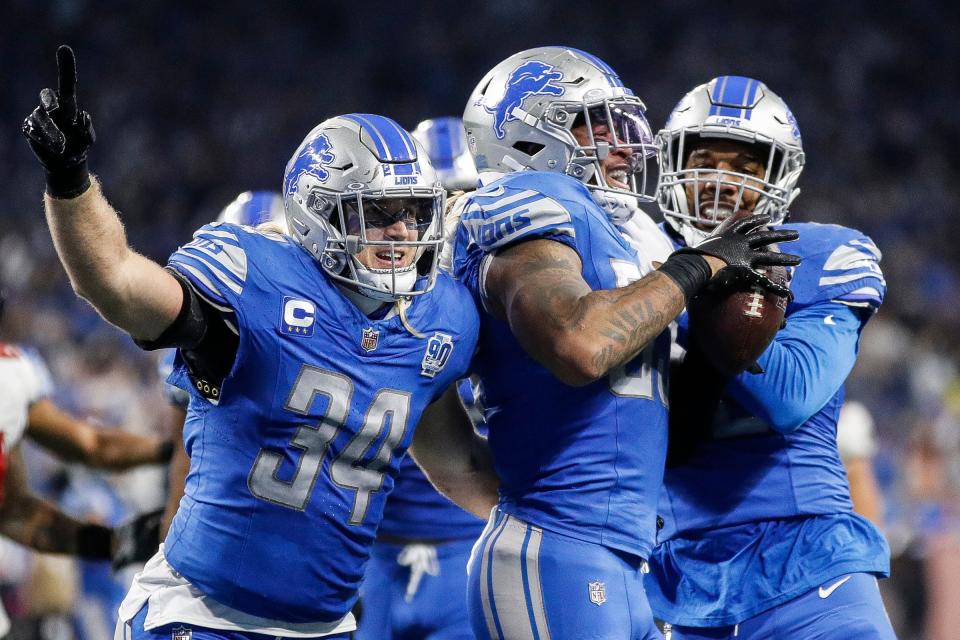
[524,525,551,640]
[480,514,511,640]
[488,515,538,640]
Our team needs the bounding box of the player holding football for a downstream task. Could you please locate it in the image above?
[644,76,895,639]
[22,46,479,639]
[437,47,799,639]
[355,118,484,640]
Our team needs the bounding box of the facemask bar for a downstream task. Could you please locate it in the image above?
[310,184,445,299]
[658,127,804,233]
[542,96,658,202]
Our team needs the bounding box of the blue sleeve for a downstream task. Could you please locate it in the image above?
[724,302,864,433]
[785,224,886,312]
[457,175,578,254]
[453,175,580,308]
[166,223,249,311]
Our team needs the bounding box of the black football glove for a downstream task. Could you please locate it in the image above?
[111,508,163,571]
[675,214,801,297]
[21,45,96,199]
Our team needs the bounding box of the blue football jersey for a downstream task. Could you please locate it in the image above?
[161,223,478,623]
[452,171,671,560]
[157,349,189,409]
[648,221,890,626]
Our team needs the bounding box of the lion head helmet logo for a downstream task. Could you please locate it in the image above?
[284,133,337,197]
[483,60,565,140]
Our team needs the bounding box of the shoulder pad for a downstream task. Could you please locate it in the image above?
[781,222,885,311]
[167,222,252,310]
[458,172,583,253]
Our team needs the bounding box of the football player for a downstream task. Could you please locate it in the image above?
[22,47,479,639]
[644,76,894,639]
[157,190,286,538]
[0,294,171,635]
[355,117,484,640]
[837,400,884,525]
[436,47,799,639]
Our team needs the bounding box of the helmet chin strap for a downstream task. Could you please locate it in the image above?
[591,189,639,225]
[352,259,419,301]
[678,222,712,248]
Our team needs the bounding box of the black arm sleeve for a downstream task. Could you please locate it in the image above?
[134,269,208,351]
[135,269,239,398]
[665,347,728,468]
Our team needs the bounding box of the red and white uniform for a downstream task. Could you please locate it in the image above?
[0,343,52,634]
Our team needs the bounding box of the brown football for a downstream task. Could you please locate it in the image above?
[687,264,790,376]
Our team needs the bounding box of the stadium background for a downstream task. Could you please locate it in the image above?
[0,1,958,638]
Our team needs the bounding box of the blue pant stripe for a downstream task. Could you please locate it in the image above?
[523,525,551,639]
[519,525,540,640]
[481,513,511,640]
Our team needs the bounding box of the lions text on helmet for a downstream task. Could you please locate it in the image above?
[658,76,805,246]
[462,46,657,225]
[284,114,446,302]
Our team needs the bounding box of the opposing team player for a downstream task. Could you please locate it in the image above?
[0,293,172,635]
[645,76,894,639]
[355,117,483,640]
[22,47,477,639]
[444,47,799,639]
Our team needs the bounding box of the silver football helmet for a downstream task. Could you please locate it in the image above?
[658,76,805,246]
[217,191,288,232]
[283,114,445,302]
[411,117,478,192]
[463,46,656,215]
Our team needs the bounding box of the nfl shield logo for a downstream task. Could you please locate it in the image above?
[588,581,606,606]
[172,627,192,640]
[360,327,380,352]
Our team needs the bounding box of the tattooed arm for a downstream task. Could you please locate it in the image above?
[484,239,723,386]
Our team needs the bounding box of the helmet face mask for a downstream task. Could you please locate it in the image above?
[283,114,445,302]
[563,100,657,200]
[463,46,657,208]
[657,76,805,246]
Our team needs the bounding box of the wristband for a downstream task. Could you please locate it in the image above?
[658,252,712,305]
[45,162,91,199]
[157,440,176,464]
[76,523,112,560]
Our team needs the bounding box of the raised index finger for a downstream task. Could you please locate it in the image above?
[56,45,78,119]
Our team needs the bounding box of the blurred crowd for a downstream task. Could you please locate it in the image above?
[0,1,957,638]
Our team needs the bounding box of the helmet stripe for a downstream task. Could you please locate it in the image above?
[343,113,418,162]
[426,122,455,170]
[566,47,623,87]
[343,113,390,160]
[709,75,753,118]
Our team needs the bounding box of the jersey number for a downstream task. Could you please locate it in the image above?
[608,259,668,404]
[247,365,411,524]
